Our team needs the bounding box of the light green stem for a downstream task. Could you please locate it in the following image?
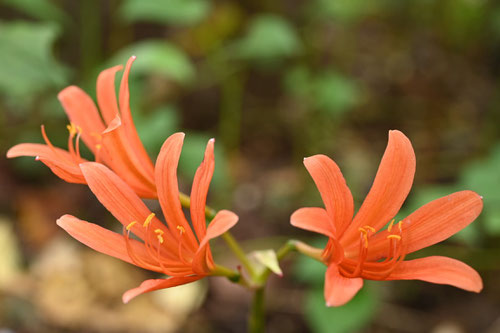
[249,287,265,333]
[222,232,257,278]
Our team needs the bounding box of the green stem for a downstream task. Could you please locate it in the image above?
[222,232,257,278]
[249,287,265,333]
[212,264,241,282]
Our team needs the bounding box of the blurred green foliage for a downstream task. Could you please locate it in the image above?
[230,14,302,63]
[109,41,195,85]
[0,21,68,104]
[120,0,211,26]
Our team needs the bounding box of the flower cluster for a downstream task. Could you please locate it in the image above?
[8,58,483,307]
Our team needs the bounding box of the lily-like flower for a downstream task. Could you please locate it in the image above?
[7,56,156,198]
[57,133,239,303]
[291,130,483,307]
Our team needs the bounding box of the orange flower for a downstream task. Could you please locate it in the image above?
[291,130,483,307]
[57,133,238,303]
[7,56,156,198]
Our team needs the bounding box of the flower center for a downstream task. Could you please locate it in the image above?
[121,213,195,276]
[339,220,407,280]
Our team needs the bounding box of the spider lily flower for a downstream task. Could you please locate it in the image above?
[56,133,239,303]
[291,130,483,307]
[7,56,156,198]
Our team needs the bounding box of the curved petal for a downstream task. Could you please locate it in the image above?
[387,256,482,292]
[118,56,155,178]
[324,265,363,307]
[198,210,239,249]
[304,155,353,236]
[192,210,239,275]
[58,86,105,152]
[190,138,215,239]
[122,276,202,304]
[100,115,156,197]
[7,143,87,183]
[80,162,175,251]
[96,64,122,124]
[155,133,198,250]
[38,158,86,184]
[290,207,335,238]
[365,191,483,260]
[56,214,160,271]
[342,130,416,246]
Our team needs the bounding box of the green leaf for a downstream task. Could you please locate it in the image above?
[312,72,359,116]
[120,0,210,26]
[460,144,500,235]
[0,21,69,100]
[305,286,377,333]
[135,105,180,157]
[252,249,283,276]
[309,0,379,23]
[1,0,68,24]
[232,14,302,61]
[109,41,195,85]
[285,68,360,116]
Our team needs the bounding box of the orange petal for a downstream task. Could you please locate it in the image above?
[7,143,80,167]
[122,276,202,304]
[342,130,416,246]
[304,155,353,236]
[324,265,363,307]
[155,133,198,250]
[198,210,239,249]
[118,56,155,178]
[58,86,105,152]
[8,143,86,183]
[193,210,238,275]
[38,158,86,184]
[387,256,483,292]
[290,207,335,238]
[100,115,156,197]
[96,64,122,125]
[190,138,215,239]
[366,191,483,260]
[56,214,160,270]
[79,162,174,248]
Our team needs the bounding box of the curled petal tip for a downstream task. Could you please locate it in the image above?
[131,55,137,60]
[35,156,40,161]
[209,138,215,143]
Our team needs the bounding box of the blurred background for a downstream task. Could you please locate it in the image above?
[1,0,499,332]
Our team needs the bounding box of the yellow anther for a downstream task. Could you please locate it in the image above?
[387,219,395,232]
[143,213,155,227]
[363,225,376,233]
[126,221,137,231]
[76,125,82,133]
[387,234,401,241]
[358,228,369,248]
[95,143,102,150]
[398,221,403,232]
[154,229,164,244]
[177,225,186,234]
[66,123,77,136]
